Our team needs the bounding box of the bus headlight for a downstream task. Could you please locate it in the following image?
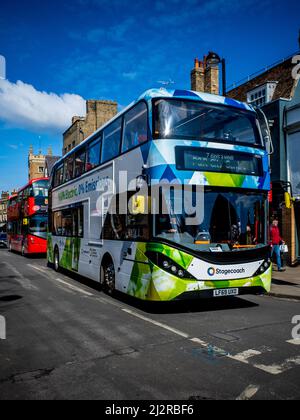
[146,252,196,280]
[254,259,272,277]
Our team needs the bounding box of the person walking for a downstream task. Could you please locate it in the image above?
[270,220,286,272]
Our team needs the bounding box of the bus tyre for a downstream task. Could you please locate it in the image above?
[54,248,60,272]
[101,260,115,296]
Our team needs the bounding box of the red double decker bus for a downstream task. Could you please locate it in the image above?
[7,178,49,256]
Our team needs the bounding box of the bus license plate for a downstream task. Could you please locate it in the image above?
[213,288,239,297]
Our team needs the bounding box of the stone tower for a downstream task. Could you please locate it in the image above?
[28,146,46,180]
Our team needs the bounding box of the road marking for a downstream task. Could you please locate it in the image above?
[254,356,300,375]
[190,337,209,347]
[286,339,300,346]
[122,309,190,339]
[55,278,94,297]
[25,264,300,377]
[229,349,262,365]
[27,264,49,274]
[236,385,260,400]
[28,264,94,297]
[5,262,38,291]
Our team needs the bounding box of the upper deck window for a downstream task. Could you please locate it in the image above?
[153,99,262,147]
[102,118,122,163]
[32,180,49,198]
[122,102,148,153]
[86,137,101,172]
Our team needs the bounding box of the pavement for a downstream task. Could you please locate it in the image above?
[0,248,300,400]
[271,265,300,301]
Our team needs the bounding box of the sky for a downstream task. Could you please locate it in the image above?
[0,0,300,192]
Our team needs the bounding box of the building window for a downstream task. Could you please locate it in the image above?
[39,166,44,173]
[247,82,278,108]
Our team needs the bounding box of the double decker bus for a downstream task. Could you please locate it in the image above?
[48,89,272,301]
[7,178,49,256]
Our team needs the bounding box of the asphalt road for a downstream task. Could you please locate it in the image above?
[0,248,300,400]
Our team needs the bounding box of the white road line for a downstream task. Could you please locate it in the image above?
[190,337,209,347]
[236,385,260,400]
[27,264,49,274]
[5,262,38,291]
[26,264,300,377]
[28,264,94,297]
[254,356,300,376]
[286,339,300,346]
[122,309,190,339]
[229,349,262,365]
[55,278,94,297]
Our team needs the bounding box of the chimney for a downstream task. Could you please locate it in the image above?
[191,58,205,92]
[204,52,220,95]
[72,116,82,124]
[191,52,221,95]
[205,63,220,95]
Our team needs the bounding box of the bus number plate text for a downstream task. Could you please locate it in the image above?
[213,288,239,297]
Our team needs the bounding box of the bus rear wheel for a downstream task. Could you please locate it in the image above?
[101,259,115,296]
[54,248,60,272]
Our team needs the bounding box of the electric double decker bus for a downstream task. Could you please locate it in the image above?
[48,89,272,301]
[7,178,49,256]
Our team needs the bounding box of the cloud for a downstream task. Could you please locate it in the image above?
[0,79,86,134]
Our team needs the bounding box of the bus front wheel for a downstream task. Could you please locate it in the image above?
[101,259,115,296]
[54,247,60,272]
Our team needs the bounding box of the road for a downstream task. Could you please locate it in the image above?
[0,248,300,400]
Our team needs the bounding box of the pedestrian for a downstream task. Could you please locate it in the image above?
[270,220,286,272]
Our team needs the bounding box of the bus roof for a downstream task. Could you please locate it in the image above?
[138,88,254,112]
[53,88,255,171]
[17,177,49,194]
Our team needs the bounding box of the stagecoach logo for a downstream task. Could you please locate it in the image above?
[208,267,245,276]
[208,267,215,276]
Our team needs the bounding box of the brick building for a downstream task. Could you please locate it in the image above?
[228,50,300,265]
[0,191,9,227]
[63,99,118,155]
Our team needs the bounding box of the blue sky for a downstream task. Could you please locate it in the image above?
[0,0,299,192]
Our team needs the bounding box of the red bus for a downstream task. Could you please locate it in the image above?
[7,178,49,256]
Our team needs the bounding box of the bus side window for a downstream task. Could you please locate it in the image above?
[75,149,86,178]
[54,164,64,187]
[122,102,148,153]
[102,118,122,163]
[86,137,101,172]
[64,155,74,183]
